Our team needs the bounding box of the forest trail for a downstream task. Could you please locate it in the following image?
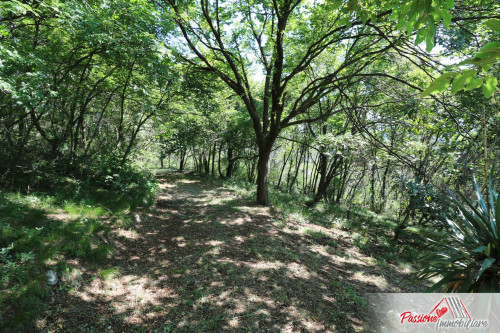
[41,172,417,332]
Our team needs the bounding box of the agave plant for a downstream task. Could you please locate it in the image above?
[416,177,500,292]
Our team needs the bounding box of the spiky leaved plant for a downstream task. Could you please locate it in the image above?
[416,177,499,292]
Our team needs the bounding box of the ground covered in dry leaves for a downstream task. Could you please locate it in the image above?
[34,172,422,332]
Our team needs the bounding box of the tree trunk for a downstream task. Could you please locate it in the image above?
[370,163,377,211]
[179,150,185,171]
[288,145,305,191]
[226,146,234,178]
[277,145,293,189]
[256,140,274,206]
[211,142,216,175]
[377,160,391,213]
[313,153,328,203]
[203,151,209,174]
[310,153,320,193]
[247,157,257,183]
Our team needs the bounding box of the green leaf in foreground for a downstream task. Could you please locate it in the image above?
[482,76,498,98]
[421,73,457,97]
[485,19,500,33]
[450,70,476,94]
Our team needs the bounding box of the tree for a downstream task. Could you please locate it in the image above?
[160,0,415,205]
[0,0,175,182]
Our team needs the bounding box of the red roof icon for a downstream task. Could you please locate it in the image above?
[428,297,471,319]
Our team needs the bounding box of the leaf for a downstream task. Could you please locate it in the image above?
[415,28,426,45]
[360,11,368,24]
[406,21,414,35]
[460,42,500,66]
[445,0,454,9]
[495,193,500,239]
[451,70,476,94]
[424,0,432,14]
[441,9,451,28]
[473,245,487,252]
[426,31,435,52]
[476,258,496,281]
[485,19,500,33]
[0,80,12,92]
[421,73,457,97]
[460,55,499,66]
[483,76,498,98]
[421,80,449,97]
[331,0,343,10]
[479,42,500,52]
[465,78,483,91]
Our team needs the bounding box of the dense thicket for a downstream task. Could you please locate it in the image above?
[0,0,176,189]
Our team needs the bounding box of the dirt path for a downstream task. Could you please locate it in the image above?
[40,172,417,332]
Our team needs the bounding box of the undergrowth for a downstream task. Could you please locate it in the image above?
[224,176,432,276]
[0,167,158,329]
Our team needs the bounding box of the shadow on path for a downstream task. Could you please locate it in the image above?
[37,172,417,332]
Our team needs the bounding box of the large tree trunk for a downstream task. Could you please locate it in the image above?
[256,139,274,206]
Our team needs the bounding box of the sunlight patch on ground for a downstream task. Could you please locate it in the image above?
[352,271,389,291]
[220,215,251,225]
[159,182,177,188]
[235,205,273,215]
[308,244,332,257]
[233,235,245,243]
[173,236,187,247]
[113,230,141,250]
[228,316,241,328]
[74,273,176,325]
[285,262,315,279]
[245,260,285,270]
[178,179,200,184]
[243,287,277,308]
[280,305,326,332]
[287,212,307,224]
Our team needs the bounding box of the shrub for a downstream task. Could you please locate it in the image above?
[85,155,159,206]
[416,177,500,292]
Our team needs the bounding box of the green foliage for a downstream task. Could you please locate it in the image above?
[416,178,500,292]
[420,72,458,96]
[400,177,450,226]
[0,159,155,327]
[392,0,455,52]
[0,0,176,186]
[485,19,500,33]
[86,155,159,206]
[0,190,116,327]
[98,267,120,281]
[422,19,499,99]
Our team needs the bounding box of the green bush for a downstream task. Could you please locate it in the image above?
[85,155,159,206]
[416,177,500,292]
